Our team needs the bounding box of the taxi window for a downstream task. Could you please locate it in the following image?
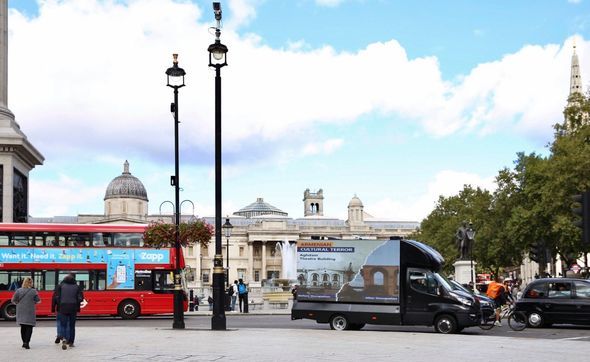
[574,281,590,299]
[525,283,547,298]
[548,282,572,299]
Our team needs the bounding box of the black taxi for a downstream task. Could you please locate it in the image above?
[514,278,590,327]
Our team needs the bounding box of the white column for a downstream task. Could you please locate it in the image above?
[262,241,267,281]
[248,241,254,282]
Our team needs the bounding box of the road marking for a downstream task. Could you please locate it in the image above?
[560,336,590,341]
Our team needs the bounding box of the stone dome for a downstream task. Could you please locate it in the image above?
[233,197,287,218]
[348,195,363,208]
[104,161,148,201]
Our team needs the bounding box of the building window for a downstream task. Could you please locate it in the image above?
[188,247,194,257]
[254,270,260,282]
[13,168,27,223]
[267,271,279,280]
[239,247,244,257]
[238,268,247,280]
[186,268,196,282]
[202,245,208,256]
[254,246,261,257]
[202,270,210,284]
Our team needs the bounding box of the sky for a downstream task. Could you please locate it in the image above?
[7,0,590,222]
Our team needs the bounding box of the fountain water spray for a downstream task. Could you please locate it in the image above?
[276,240,297,281]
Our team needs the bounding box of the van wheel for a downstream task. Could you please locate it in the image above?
[1,302,16,321]
[527,312,543,328]
[434,314,457,334]
[118,300,140,319]
[329,314,350,331]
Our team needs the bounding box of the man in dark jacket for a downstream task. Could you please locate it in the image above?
[54,274,83,350]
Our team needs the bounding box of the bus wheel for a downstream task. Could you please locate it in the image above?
[434,314,457,334]
[118,300,140,319]
[1,302,16,321]
[329,314,350,331]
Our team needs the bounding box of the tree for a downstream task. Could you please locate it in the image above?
[143,219,213,248]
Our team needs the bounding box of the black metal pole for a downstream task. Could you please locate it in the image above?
[211,64,226,330]
[172,87,185,329]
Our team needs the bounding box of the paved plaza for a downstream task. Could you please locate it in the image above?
[0,313,585,362]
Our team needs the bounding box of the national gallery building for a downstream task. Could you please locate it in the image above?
[30,161,419,293]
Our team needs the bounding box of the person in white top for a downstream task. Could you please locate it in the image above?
[231,280,238,311]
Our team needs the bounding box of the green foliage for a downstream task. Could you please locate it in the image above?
[416,92,590,275]
[143,219,213,248]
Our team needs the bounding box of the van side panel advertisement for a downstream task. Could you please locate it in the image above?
[296,239,400,304]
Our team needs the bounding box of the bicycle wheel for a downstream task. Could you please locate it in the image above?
[479,309,495,330]
[508,311,527,331]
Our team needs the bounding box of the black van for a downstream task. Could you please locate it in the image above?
[291,239,480,333]
[515,278,590,327]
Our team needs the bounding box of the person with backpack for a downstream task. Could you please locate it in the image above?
[486,276,506,326]
[54,273,84,350]
[238,278,248,313]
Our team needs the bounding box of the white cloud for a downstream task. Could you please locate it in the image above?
[568,0,582,4]
[367,170,496,221]
[301,139,344,156]
[30,175,104,216]
[7,1,581,169]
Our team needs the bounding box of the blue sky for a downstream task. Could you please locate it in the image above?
[7,0,590,221]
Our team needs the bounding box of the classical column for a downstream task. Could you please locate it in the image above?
[261,241,267,282]
[248,241,254,282]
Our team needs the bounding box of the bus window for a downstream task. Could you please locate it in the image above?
[114,233,143,247]
[0,234,8,246]
[153,271,174,291]
[33,270,57,291]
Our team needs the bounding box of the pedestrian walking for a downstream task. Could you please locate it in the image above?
[51,281,65,344]
[231,280,238,311]
[11,276,40,349]
[238,278,249,313]
[54,273,84,350]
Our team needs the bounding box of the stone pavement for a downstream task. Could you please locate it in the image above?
[0,314,584,362]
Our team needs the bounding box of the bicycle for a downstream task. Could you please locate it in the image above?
[479,303,527,331]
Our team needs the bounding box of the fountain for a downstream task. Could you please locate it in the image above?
[261,240,298,309]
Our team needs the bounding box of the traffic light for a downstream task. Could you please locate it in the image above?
[529,242,542,263]
[572,191,590,244]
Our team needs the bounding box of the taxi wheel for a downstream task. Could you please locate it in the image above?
[527,312,543,328]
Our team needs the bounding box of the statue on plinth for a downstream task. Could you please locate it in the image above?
[455,221,472,260]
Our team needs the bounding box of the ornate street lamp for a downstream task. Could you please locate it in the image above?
[466,222,476,291]
[165,53,186,329]
[222,217,233,287]
[209,1,228,331]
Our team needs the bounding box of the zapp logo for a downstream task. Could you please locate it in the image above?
[140,252,164,263]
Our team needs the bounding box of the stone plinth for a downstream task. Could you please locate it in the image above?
[453,260,476,286]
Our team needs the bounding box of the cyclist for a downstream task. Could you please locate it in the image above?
[486,276,507,326]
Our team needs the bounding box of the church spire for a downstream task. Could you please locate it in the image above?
[570,42,583,96]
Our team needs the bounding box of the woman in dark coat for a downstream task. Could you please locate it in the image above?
[11,277,41,349]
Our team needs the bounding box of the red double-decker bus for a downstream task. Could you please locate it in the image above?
[0,223,188,320]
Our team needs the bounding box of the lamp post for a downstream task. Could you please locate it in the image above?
[223,217,233,287]
[165,53,186,330]
[209,1,228,331]
[466,222,476,292]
